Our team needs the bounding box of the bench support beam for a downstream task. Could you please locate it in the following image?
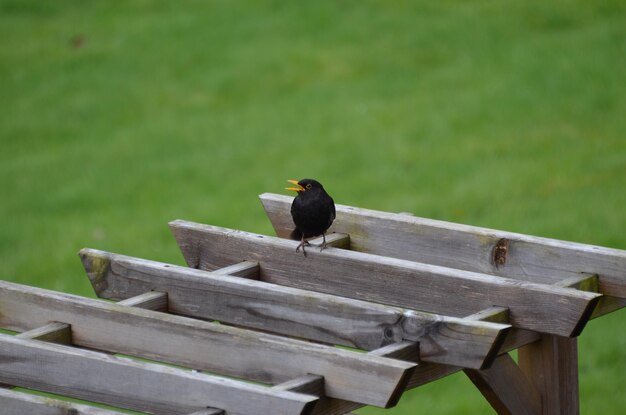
[518,334,579,415]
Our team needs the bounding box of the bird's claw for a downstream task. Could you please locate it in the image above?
[296,240,310,257]
[305,234,329,252]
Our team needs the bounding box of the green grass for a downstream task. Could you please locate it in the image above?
[1,0,624,413]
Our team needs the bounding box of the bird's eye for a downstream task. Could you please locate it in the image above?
[306,184,312,189]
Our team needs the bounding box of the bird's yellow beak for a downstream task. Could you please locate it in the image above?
[286,179,305,193]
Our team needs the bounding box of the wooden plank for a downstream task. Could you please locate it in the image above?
[0,281,414,408]
[0,334,316,415]
[464,354,541,415]
[311,312,563,415]
[464,306,542,357]
[307,233,351,249]
[260,193,626,301]
[364,342,418,408]
[0,387,129,415]
[291,342,420,415]
[554,274,626,318]
[465,306,510,323]
[518,334,579,415]
[186,410,224,415]
[308,335,537,415]
[16,322,72,344]
[117,291,168,310]
[467,279,582,415]
[169,221,600,337]
[368,340,419,360]
[80,249,508,369]
[273,374,325,396]
[212,261,260,280]
[508,274,597,414]
[116,288,224,415]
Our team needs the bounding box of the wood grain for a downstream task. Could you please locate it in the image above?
[0,280,413,408]
[186,410,224,415]
[260,193,626,302]
[16,322,72,345]
[0,387,128,415]
[0,334,316,415]
[554,274,626,318]
[212,260,260,280]
[464,354,541,415]
[117,291,168,311]
[290,342,420,415]
[518,334,580,415]
[80,249,509,369]
[273,374,325,396]
[169,220,600,337]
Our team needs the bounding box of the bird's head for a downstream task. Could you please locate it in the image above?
[286,178,323,194]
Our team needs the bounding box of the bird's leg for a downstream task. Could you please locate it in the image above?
[319,232,328,252]
[295,234,309,257]
[307,233,330,251]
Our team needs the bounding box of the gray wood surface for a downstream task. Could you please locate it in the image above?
[212,260,260,280]
[273,375,325,396]
[0,387,129,415]
[260,193,626,301]
[464,354,541,415]
[305,326,538,414]
[0,280,413,408]
[0,334,316,415]
[169,220,600,337]
[186,410,224,415]
[518,334,580,415]
[81,249,509,369]
[117,291,168,310]
[286,342,420,415]
[16,322,71,344]
[554,273,626,318]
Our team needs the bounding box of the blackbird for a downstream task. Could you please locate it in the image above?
[286,179,336,256]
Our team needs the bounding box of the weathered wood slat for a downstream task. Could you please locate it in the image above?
[554,273,626,318]
[307,233,351,249]
[81,249,508,369]
[260,193,626,302]
[0,387,129,415]
[466,292,576,414]
[305,329,537,415]
[212,261,260,280]
[273,349,416,415]
[464,354,541,415]
[169,221,600,337]
[465,306,510,323]
[117,291,168,310]
[464,306,542,359]
[368,341,419,360]
[186,410,224,415]
[0,281,413,408]
[16,322,72,344]
[292,342,420,415]
[499,273,604,415]
[0,334,316,415]
[273,375,325,396]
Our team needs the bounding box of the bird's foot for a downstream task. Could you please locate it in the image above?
[295,240,310,257]
[310,234,329,252]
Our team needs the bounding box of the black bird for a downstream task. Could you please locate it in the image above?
[286,178,336,256]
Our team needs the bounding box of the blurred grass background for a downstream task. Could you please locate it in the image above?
[1,0,624,413]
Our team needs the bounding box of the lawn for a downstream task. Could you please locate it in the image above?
[1,0,625,413]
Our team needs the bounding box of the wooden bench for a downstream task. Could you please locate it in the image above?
[0,192,623,414]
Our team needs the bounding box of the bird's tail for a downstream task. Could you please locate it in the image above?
[289,228,302,240]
